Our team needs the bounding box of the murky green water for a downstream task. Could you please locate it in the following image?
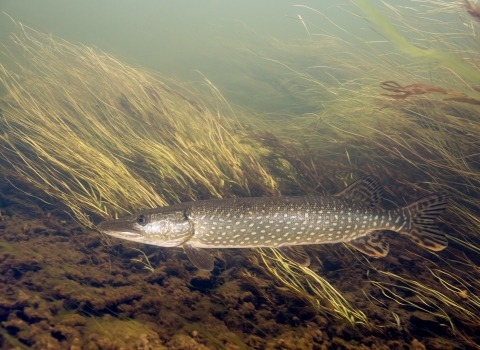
[0,0,375,112]
[1,1,480,348]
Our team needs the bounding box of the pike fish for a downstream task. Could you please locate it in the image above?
[97,176,450,271]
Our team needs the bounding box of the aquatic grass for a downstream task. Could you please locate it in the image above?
[0,24,368,325]
[351,0,480,84]
[229,0,480,333]
[256,247,369,326]
[364,257,480,331]
[0,23,279,229]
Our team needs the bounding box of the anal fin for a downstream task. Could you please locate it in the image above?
[407,226,447,251]
[346,231,389,258]
[183,244,215,271]
[277,246,311,266]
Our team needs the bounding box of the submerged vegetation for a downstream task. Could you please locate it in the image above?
[0,24,280,227]
[1,0,480,346]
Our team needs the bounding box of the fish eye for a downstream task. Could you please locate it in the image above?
[136,215,148,226]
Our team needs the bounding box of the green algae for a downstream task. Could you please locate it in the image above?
[179,318,253,350]
[84,315,160,347]
[0,242,17,256]
[352,0,480,84]
[0,328,30,350]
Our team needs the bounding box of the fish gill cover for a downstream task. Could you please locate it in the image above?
[0,0,480,348]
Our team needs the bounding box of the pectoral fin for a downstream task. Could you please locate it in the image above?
[346,231,389,258]
[183,244,215,271]
[277,246,311,266]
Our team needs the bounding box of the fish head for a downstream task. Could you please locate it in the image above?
[97,208,193,247]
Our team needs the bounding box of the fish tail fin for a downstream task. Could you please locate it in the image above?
[401,192,450,251]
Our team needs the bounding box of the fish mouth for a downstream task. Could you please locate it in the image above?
[105,230,143,238]
[96,220,143,238]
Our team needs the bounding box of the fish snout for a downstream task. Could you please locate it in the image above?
[96,219,143,238]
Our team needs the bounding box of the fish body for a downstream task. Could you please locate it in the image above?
[98,176,450,270]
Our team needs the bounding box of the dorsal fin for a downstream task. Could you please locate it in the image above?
[334,175,384,208]
[346,231,389,258]
[277,246,310,266]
